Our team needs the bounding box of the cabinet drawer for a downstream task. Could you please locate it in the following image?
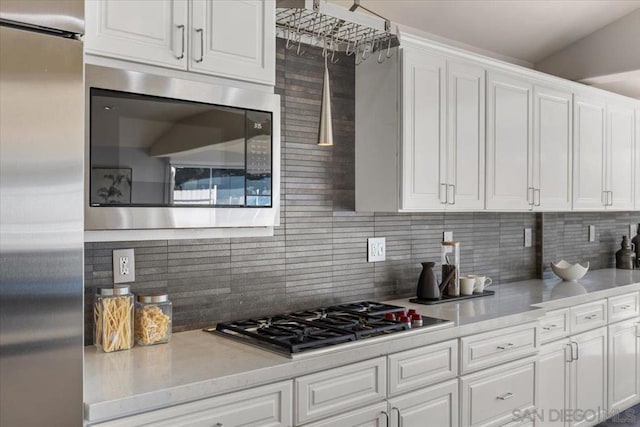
[539,309,570,343]
[296,357,386,425]
[388,339,457,396]
[570,299,607,334]
[461,322,538,373]
[461,358,537,427]
[303,402,388,427]
[92,381,292,427]
[608,292,640,323]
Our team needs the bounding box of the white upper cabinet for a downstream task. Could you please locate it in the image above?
[533,85,573,211]
[190,0,275,85]
[446,60,486,210]
[355,46,486,212]
[400,48,447,210]
[85,0,276,86]
[606,102,635,210]
[573,95,607,210]
[486,71,533,210]
[85,0,189,69]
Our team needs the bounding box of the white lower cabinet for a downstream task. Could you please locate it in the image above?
[539,327,608,427]
[92,381,292,427]
[571,327,608,427]
[389,379,459,427]
[460,357,537,427]
[538,339,572,427]
[608,319,640,412]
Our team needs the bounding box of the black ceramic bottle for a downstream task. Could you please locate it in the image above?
[416,262,440,300]
[616,236,636,270]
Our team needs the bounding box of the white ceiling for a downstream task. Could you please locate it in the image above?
[330,0,640,65]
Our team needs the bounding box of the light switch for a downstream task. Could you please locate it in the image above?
[588,225,596,242]
[367,237,386,262]
[113,248,135,283]
[443,231,453,242]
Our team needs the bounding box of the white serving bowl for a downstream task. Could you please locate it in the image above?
[550,260,590,281]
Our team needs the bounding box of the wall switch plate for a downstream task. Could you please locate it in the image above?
[113,248,135,284]
[524,228,532,248]
[367,237,386,262]
[588,225,596,242]
[631,224,638,237]
[443,231,453,242]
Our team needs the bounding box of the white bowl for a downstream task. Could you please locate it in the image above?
[550,260,590,281]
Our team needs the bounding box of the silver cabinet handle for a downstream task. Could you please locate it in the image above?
[602,190,607,206]
[214,423,223,427]
[542,324,557,331]
[534,188,541,206]
[440,183,447,204]
[176,24,185,59]
[636,322,640,338]
[195,28,204,63]
[392,406,401,427]
[566,343,573,363]
[448,184,456,205]
[497,392,513,401]
[570,341,579,361]
[584,314,598,320]
[381,411,389,427]
[608,190,614,206]
[620,305,632,310]
[527,186,534,208]
[497,343,514,350]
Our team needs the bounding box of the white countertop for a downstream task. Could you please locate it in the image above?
[84,268,640,423]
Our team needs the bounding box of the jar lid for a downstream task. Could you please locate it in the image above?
[97,285,130,296]
[137,293,169,303]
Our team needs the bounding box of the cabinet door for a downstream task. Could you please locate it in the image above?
[446,60,485,210]
[190,0,275,85]
[606,104,635,210]
[573,96,606,210]
[538,339,571,427]
[570,327,607,427]
[533,85,572,211]
[85,0,188,69]
[389,379,458,427]
[400,49,446,210]
[608,319,640,412]
[486,71,533,210]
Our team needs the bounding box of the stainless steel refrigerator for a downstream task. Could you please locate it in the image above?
[0,1,84,426]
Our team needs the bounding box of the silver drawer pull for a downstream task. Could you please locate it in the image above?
[497,343,514,350]
[620,305,632,310]
[584,314,599,320]
[542,324,557,331]
[497,392,513,401]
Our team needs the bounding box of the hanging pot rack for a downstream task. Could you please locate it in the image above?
[276,0,400,64]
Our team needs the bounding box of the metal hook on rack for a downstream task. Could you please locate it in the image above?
[295,9,306,56]
[329,30,339,64]
[385,36,394,59]
[345,26,358,56]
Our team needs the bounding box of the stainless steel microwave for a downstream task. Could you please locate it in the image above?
[85,65,280,230]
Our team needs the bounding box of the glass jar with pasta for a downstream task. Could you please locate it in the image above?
[94,286,134,352]
[134,293,172,346]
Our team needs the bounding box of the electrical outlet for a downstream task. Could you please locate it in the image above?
[588,225,596,242]
[443,231,453,242]
[631,224,638,237]
[524,228,532,248]
[367,237,386,262]
[113,248,135,284]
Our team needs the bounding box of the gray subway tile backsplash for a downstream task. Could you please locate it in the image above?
[83,38,638,344]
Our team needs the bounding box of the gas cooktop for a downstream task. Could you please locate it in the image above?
[206,301,452,357]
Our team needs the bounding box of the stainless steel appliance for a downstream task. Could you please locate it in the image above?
[0,1,84,426]
[209,301,452,357]
[85,65,281,231]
